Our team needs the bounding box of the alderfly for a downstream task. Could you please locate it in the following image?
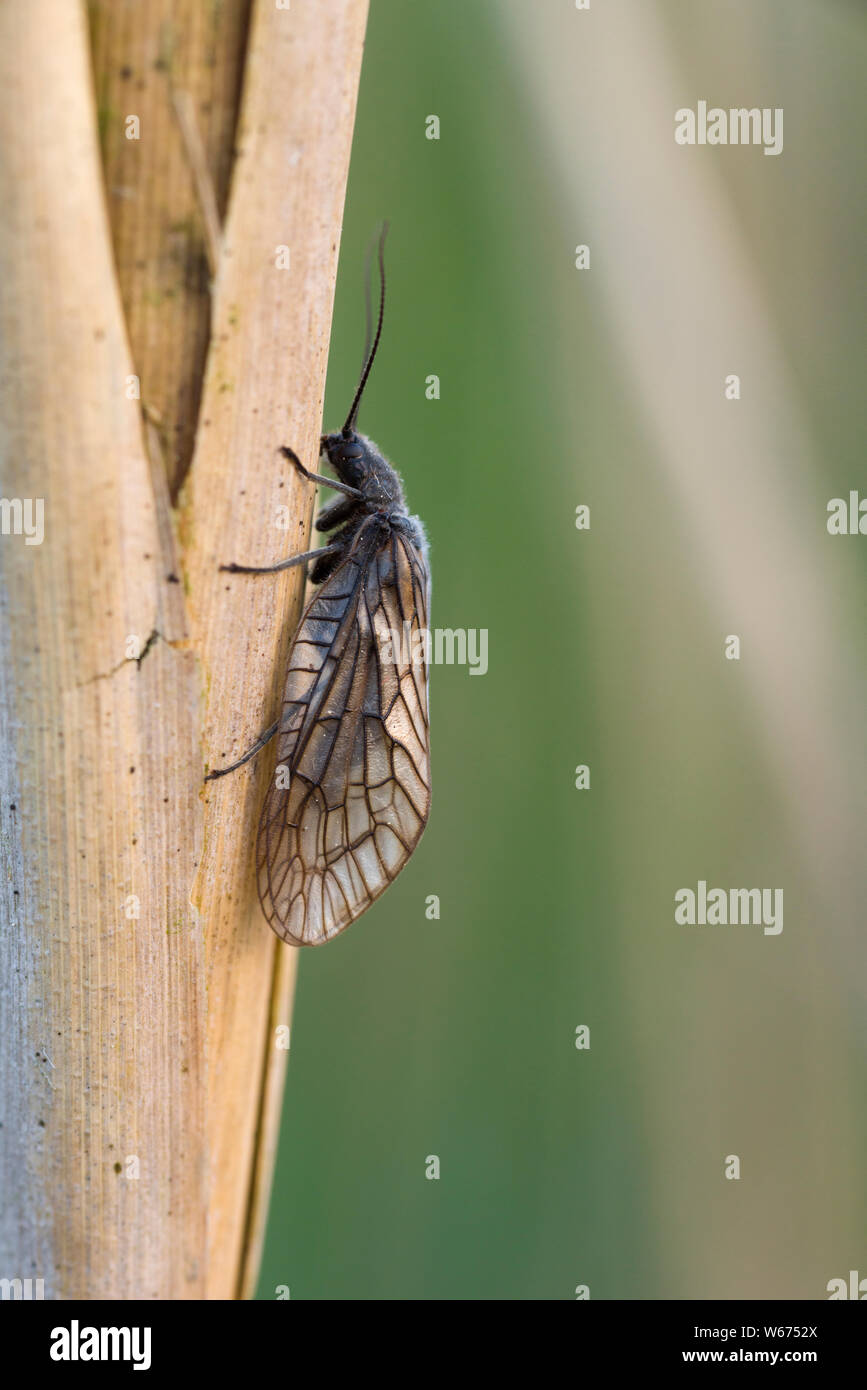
[206,225,431,946]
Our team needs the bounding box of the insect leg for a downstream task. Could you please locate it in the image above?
[315,494,357,532]
[279,445,364,499]
[219,542,342,575]
[309,547,345,584]
[205,720,279,781]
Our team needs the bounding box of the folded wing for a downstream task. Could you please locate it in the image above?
[257,527,431,945]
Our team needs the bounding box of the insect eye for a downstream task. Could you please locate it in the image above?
[338,444,365,484]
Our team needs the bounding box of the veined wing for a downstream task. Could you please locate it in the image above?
[257,525,431,945]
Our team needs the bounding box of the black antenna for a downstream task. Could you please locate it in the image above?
[342,221,389,437]
[357,227,379,385]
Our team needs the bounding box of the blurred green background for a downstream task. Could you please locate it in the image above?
[257,0,867,1300]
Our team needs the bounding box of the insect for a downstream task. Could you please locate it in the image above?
[206,225,431,947]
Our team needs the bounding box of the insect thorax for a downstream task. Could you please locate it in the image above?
[323,430,408,512]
